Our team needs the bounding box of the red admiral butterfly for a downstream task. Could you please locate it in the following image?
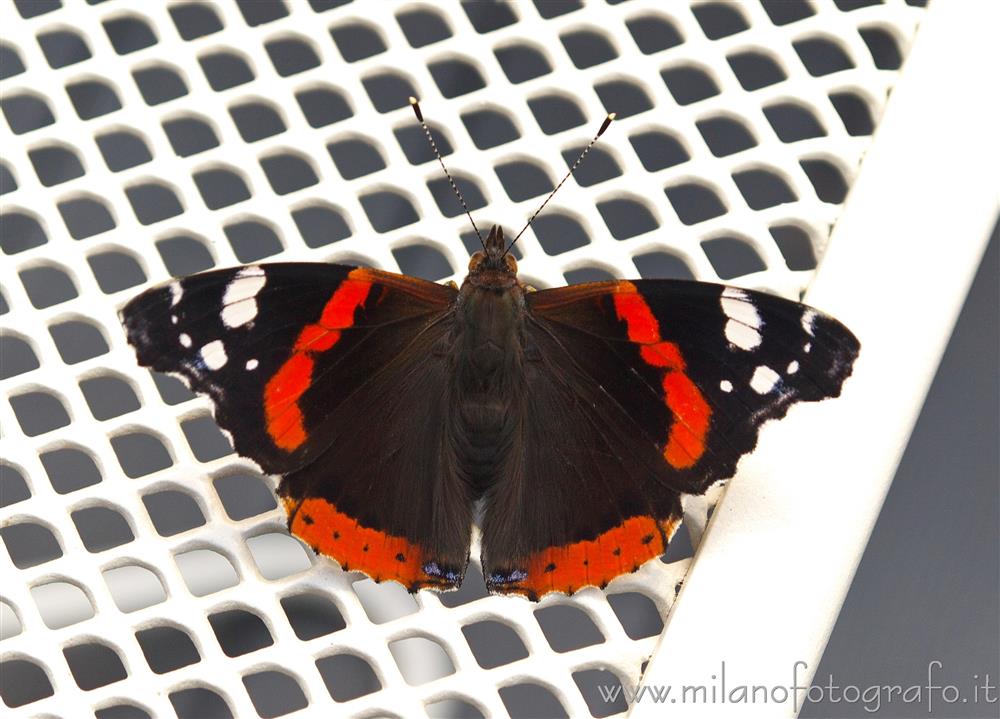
[121,103,859,600]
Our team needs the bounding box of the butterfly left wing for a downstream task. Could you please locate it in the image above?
[481,279,859,599]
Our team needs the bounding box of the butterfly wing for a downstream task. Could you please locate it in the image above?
[481,279,859,598]
[121,264,473,590]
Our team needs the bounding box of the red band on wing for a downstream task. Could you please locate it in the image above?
[264,272,372,451]
[500,514,682,598]
[287,497,448,589]
[612,283,712,469]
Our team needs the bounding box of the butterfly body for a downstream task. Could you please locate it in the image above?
[121,225,859,600]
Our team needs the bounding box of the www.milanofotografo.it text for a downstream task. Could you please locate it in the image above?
[599,661,997,713]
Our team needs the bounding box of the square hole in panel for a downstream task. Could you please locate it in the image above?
[169,688,234,719]
[629,129,689,171]
[111,430,173,478]
[175,548,240,596]
[560,29,618,69]
[462,620,529,669]
[316,654,382,703]
[49,319,109,364]
[170,2,224,40]
[860,27,903,70]
[361,72,417,113]
[1,44,26,80]
[199,50,255,91]
[0,334,39,378]
[103,564,168,613]
[661,521,694,563]
[352,578,419,622]
[31,581,95,629]
[793,37,855,76]
[626,14,684,55]
[531,213,590,255]
[28,144,85,186]
[96,129,153,171]
[573,668,627,718]
[606,591,664,639]
[95,704,152,719]
[594,79,652,119]
[236,0,289,26]
[40,446,102,493]
[393,123,452,165]
[527,94,586,135]
[427,176,487,218]
[229,101,286,142]
[58,196,116,239]
[435,562,489,607]
[461,108,520,150]
[79,371,142,422]
[535,0,582,18]
[693,3,749,40]
[829,91,875,136]
[495,160,553,202]
[193,167,251,209]
[290,204,351,248]
[71,505,135,552]
[494,43,552,84]
[260,153,319,194]
[209,608,274,657]
[427,698,485,719]
[295,86,353,128]
[597,198,659,240]
[696,116,757,157]
[800,159,848,204]
[65,79,122,120]
[1,162,18,194]
[0,463,31,507]
[0,520,63,569]
[357,190,417,234]
[242,670,308,718]
[125,182,184,225]
[3,92,56,135]
[661,65,720,105]
[103,16,158,55]
[64,642,127,690]
[727,51,787,91]
[157,235,216,276]
[396,7,452,47]
[133,66,188,106]
[665,183,727,225]
[564,266,615,284]
[0,658,54,708]
[1,210,46,254]
[428,58,486,99]
[560,145,620,187]
[392,244,454,281]
[163,116,221,157]
[534,604,604,652]
[20,265,77,308]
[463,1,518,33]
[330,22,387,62]
[265,36,320,77]
[247,532,312,580]
[143,489,206,536]
[224,220,284,262]
[14,0,61,19]
[135,625,201,674]
[499,684,568,719]
[633,250,695,280]
[732,168,796,210]
[760,0,815,25]
[181,415,234,461]
[390,636,455,685]
[38,29,92,68]
[763,102,826,142]
[769,224,817,271]
[9,389,71,436]
[214,472,277,520]
[87,251,147,294]
[150,372,195,406]
[280,593,346,640]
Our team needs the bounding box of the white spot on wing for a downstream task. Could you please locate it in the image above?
[720,380,733,393]
[169,282,183,306]
[179,333,192,348]
[801,309,817,337]
[221,268,267,329]
[725,319,762,351]
[245,358,259,371]
[750,365,780,394]
[804,342,812,353]
[787,360,799,374]
[200,340,227,370]
[170,315,178,325]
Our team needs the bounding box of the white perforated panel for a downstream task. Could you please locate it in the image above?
[1,1,929,717]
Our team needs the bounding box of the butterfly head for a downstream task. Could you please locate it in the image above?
[468,225,517,285]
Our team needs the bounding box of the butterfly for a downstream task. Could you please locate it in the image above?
[120,104,859,600]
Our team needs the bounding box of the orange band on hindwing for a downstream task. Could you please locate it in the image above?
[611,283,712,469]
[264,272,372,451]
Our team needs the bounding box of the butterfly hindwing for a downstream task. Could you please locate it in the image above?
[121,264,473,590]
[481,279,859,598]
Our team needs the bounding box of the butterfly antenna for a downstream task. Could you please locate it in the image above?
[507,112,616,254]
[409,97,484,247]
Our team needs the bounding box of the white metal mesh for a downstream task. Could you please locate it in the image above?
[1,1,928,717]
